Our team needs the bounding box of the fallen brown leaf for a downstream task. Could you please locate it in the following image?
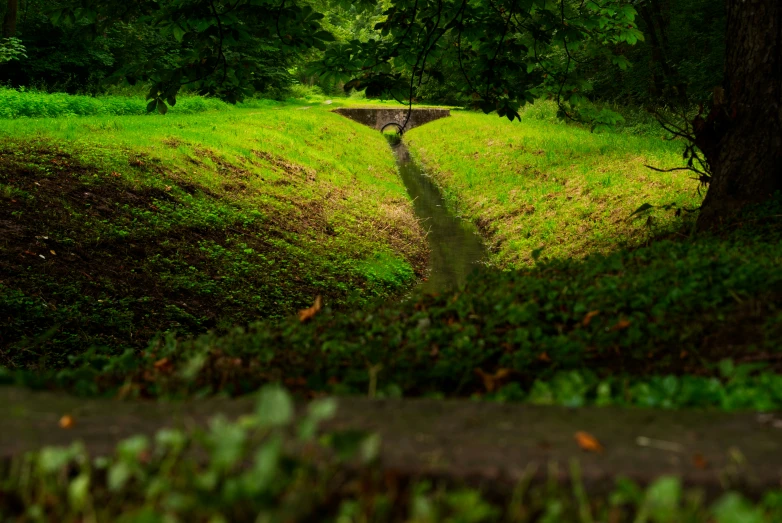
[575,431,604,453]
[609,319,631,331]
[692,453,709,469]
[474,368,513,393]
[59,415,74,429]
[154,357,173,373]
[298,295,322,322]
[582,310,600,326]
[538,352,551,362]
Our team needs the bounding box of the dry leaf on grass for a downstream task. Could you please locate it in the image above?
[154,358,174,373]
[474,368,512,393]
[582,310,600,326]
[575,431,603,453]
[609,319,631,331]
[692,453,709,469]
[298,295,322,322]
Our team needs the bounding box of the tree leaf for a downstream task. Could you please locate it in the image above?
[172,24,187,43]
[255,385,294,427]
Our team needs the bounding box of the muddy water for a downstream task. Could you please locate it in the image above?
[391,142,487,293]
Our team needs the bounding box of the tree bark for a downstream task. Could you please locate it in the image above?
[695,0,782,229]
[2,0,17,38]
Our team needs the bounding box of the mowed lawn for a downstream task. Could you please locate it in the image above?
[405,107,702,268]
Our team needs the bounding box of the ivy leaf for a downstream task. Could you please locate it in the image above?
[255,385,294,427]
[172,24,187,43]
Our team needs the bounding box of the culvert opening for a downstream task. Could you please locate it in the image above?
[381,122,404,145]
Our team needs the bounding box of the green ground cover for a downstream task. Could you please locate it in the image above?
[0,87,233,118]
[2,93,780,408]
[405,103,701,268]
[0,96,427,370]
[35,198,780,404]
[2,91,782,521]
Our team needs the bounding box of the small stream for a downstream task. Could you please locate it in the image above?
[391,142,487,293]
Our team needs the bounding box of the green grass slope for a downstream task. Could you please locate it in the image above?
[405,105,702,268]
[0,99,426,369]
[2,99,780,411]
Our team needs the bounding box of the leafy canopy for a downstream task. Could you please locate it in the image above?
[51,0,642,123]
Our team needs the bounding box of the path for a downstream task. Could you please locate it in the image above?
[3,386,781,496]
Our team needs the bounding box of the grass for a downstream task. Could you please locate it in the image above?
[2,92,781,407]
[0,87,235,118]
[0,97,427,370]
[2,90,782,518]
[405,102,702,268]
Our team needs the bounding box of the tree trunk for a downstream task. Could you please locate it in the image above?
[695,0,782,229]
[2,0,17,38]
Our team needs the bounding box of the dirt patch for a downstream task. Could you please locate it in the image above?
[162,137,186,148]
[193,146,253,179]
[252,150,317,182]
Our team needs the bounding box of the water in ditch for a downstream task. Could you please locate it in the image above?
[390,141,487,293]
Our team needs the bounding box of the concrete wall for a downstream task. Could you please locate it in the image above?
[333,107,450,133]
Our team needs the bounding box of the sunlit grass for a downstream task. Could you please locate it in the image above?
[406,106,702,268]
[0,102,423,269]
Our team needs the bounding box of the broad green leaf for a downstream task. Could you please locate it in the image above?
[255,385,294,427]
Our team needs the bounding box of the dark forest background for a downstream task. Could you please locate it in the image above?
[1,0,724,107]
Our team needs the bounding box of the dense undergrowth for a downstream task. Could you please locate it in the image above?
[0,99,426,370]
[0,87,234,118]
[8,197,779,409]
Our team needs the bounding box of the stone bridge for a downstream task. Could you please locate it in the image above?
[333,107,450,133]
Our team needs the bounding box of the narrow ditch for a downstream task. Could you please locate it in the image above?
[390,141,487,293]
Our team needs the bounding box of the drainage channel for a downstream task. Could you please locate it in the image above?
[390,141,487,293]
